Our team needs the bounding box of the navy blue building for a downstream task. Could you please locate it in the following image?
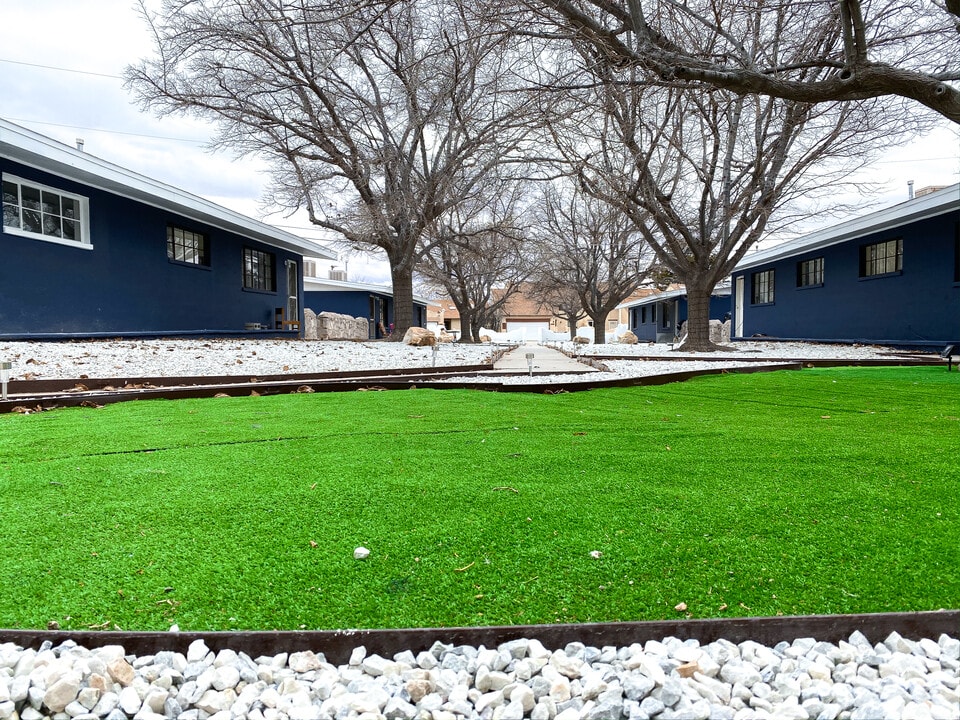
[623,286,731,342]
[731,185,959,347]
[1,119,335,338]
[304,274,429,339]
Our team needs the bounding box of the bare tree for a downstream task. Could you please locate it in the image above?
[588,90,908,350]
[526,280,584,340]
[532,182,653,343]
[126,0,539,337]
[418,183,532,342]
[532,0,930,351]
[521,0,960,123]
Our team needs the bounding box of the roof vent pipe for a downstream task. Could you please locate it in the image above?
[907,179,914,200]
[76,138,84,152]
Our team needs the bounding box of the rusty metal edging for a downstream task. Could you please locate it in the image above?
[5,364,496,395]
[4,358,951,413]
[0,611,956,662]
[0,364,807,413]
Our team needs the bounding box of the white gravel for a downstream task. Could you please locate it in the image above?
[442,341,921,386]
[0,340,495,381]
[4,632,958,720]
[0,339,931,383]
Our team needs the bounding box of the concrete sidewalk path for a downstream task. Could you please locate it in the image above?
[492,343,598,375]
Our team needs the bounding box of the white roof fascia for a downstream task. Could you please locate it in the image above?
[0,118,336,260]
[734,184,960,272]
[617,284,731,310]
[303,276,433,306]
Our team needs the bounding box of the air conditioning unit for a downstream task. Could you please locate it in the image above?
[329,269,347,281]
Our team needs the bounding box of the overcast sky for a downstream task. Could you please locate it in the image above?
[2,1,958,286]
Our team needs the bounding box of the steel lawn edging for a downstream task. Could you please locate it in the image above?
[0,363,808,413]
[0,611,956,664]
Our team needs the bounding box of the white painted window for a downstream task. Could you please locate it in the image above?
[2,174,91,249]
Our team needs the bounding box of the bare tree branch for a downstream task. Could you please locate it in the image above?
[521,0,960,123]
[127,0,544,336]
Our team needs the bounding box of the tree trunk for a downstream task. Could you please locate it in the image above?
[460,312,476,343]
[390,264,415,341]
[678,282,721,352]
[589,312,607,344]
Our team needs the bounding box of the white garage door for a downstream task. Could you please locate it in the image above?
[505,321,550,341]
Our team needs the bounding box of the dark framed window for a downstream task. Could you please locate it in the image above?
[3,174,89,246]
[860,238,902,278]
[796,257,824,287]
[243,247,276,291]
[640,306,647,324]
[167,226,209,266]
[751,269,775,304]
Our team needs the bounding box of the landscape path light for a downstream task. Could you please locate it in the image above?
[525,352,535,377]
[1,362,10,401]
[432,343,438,367]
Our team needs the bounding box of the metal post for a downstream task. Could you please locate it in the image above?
[432,344,439,367]
[1,362,10,401]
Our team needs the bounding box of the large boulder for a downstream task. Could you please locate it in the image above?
[316,311,369,341]
[573,336,590,345]
[438,329,455,343]
[303,308,318,340]
[619,330,638,345]
[709,319,730,344]
[403,327,437,346]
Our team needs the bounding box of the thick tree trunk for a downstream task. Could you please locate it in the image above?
[390,263,415,340]
[678,282,723,352]
[460,312,476,343]
[589,312,607,344]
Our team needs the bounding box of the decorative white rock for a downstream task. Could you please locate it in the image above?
[354,546,371,560]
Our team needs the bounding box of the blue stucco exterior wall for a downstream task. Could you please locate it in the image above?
[1,159,303,337]
[732,212,960,345]
[629,295,729,341]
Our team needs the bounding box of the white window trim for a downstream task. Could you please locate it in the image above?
[2,173,92,250]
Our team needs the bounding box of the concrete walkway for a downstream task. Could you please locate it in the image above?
[492,343,598,375]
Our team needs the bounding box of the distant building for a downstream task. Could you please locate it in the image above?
[620,285,731,343]
[1,118,335,338]
[303,261,429,339]
[730,184,959,347]
[427,286,667,342]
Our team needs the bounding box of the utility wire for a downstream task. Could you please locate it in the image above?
[6,117,207,144]
[0,57,123,79]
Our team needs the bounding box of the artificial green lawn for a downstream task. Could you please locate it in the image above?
[0,366,956,631]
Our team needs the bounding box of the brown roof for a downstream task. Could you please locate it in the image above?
[427,284,680,324]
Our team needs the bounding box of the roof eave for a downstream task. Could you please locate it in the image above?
[734,184,960,272]
[0,119,336,260]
